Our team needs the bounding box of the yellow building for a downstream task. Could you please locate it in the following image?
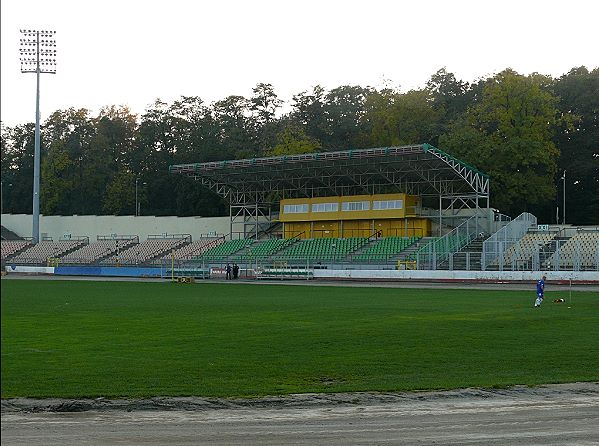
[279,193,431,238]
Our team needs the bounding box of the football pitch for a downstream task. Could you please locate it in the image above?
[1,279,598,398]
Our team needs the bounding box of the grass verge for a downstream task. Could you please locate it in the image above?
[2,279,598,398]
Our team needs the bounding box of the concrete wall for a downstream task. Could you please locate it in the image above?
[5,265,598,283]
[312,269,599,283]
[0,214,230,242]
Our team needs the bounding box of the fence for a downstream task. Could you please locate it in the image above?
[412,213,486,270]
[481,212,536,270]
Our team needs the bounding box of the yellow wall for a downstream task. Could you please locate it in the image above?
[279,193,419,222]
[283,221,341,239]
[373,218,430,237]
[312,221,340,238]
[342,220,372,238]
[283,222,310,239]
[279,194,429,238]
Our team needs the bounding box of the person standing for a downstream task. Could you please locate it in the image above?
[233,263,239,279]
[226,263,232,280]
[534,275,547,307]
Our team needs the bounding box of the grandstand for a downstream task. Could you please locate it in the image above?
[167,144,500,271]
[352,237,420,262]
[273,237,367,262]
[170,144,490,241]
[3,145,597,275]
[1,240,32,261]
[101,235,190,265]
[3,223,597,273]
[410,233,470,264]
[548,230,599,271]
[199,238,254,261]
[9,239,87,265]
[504,231,557,268]
[60,236,138,265]
[241,238,297,260]
[155,237,224,262]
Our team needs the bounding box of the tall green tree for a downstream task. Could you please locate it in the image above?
[250,83,282,125]
[322,85,372,149]
[363,88,441,147]
[41,108,96,215]
[3,69,596,224]
[426,68,472,118]
[439,69,563,216]
[212,95,258,159]
[292,85,328,145]
[553,67,599,224]
[135,97,225,217]
[250,83,283,153]
[1,123,35,214]
[81,106,139,215]
[267,124,321,156]
[102,169,135,215]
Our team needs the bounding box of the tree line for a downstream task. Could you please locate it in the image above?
[1,67,597,224]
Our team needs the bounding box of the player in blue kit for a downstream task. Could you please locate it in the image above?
[534,275,546,307]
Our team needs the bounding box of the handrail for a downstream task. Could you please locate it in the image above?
[148,233,191,241]
[411,213,485,266]
[368,230,382,242]
[59,235,89,243]
[290,231,306,242]
[481,212,537,270]
[97,234,139,242]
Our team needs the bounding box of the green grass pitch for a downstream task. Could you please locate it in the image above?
[1,279,598,398]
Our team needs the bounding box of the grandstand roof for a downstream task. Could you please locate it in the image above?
[169,144,489,205]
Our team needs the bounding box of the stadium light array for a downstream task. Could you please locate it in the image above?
[19,29,57,243]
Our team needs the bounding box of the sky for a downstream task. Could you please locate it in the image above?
[1,0,598,127]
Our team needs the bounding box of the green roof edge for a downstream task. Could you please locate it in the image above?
[422,143,489,178]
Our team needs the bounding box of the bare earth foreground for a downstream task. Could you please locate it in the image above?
[2,383,598,445]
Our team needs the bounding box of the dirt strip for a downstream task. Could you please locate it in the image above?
[2,384,598,446]
[3,382,598,413]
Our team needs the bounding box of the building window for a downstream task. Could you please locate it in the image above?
[373,200,403,210]
[283,204,308,213]
[312,202,339,212]
[342,201,370,211]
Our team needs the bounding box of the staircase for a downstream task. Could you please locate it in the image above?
[347,238,379,260]
[541,236,568,269]
[439,235,486,270]
[1,225,22,240]
[396,237,435,262]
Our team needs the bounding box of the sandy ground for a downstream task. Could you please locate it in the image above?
[2,383,599,445]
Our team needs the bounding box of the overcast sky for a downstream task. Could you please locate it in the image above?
[1,0,597,127]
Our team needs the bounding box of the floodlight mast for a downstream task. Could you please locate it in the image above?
[19,29,56,243]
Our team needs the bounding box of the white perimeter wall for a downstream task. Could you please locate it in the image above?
[313,269,599,282]
[0,214,231,241]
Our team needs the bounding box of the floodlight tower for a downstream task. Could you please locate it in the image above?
[19,29,56,243]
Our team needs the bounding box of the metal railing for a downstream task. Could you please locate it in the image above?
[412,213,486,270]
[481,212,537,270]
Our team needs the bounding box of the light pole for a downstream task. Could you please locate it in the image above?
[135,178,147,216]
[561,170,566,225]
[19,29,57,243]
